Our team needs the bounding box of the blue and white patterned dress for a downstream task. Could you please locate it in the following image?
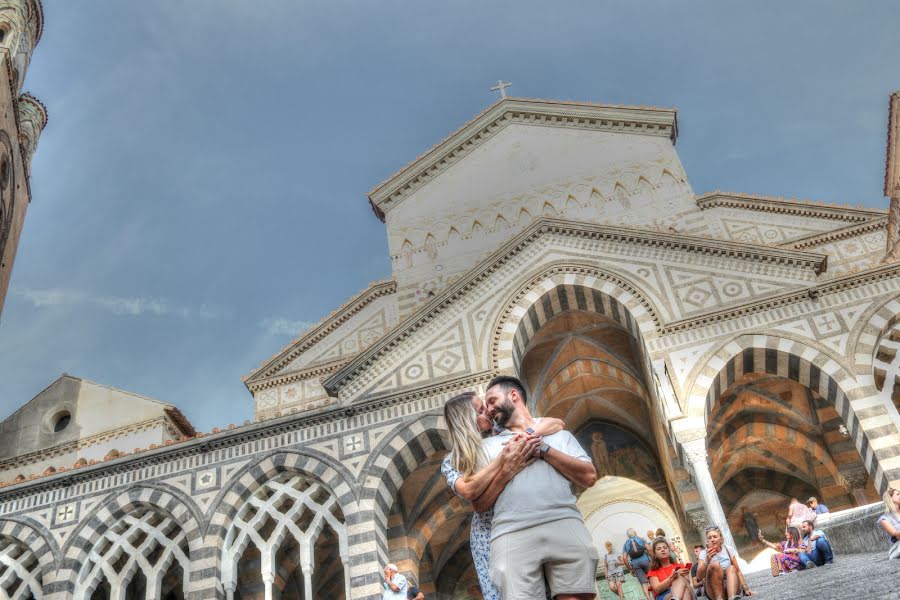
[441,454,500,600]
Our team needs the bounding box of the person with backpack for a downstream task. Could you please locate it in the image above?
[621,528,653,600]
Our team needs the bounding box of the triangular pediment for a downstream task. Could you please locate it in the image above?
[367,97,679,221]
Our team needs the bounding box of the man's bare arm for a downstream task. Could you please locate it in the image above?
[543,446,597,487]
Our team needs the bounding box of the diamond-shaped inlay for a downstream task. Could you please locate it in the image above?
[681,285,713,308]
[432,349,463,373]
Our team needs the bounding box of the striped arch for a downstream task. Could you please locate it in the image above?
[851,294,900,378]
[852,295,900,426]
[490,267,660,374]
[712,424,845,487]
[202,450,357,599]
[687,333,900,493]
[0,518,58,600]
[717,468,819,517]
[56,484,203,599]
[391,493,470,586]
[355,415,448,599]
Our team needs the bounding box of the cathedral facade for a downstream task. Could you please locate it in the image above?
[1,21,900,597]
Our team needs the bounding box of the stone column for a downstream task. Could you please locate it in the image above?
[262,572,276,600]
[223,581,236,600]
[682,439,735,549]
[301,563,313,600]
[341,553,352,599]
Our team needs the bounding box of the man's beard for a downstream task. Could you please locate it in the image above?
[493,397,515,428]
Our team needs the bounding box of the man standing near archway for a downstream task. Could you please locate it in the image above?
[481,375,599,600]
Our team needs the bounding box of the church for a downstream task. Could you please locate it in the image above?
[1,5,900,597]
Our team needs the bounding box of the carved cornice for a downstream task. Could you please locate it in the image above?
[367,98,678,221]
[323,218,826,396]
[660,262,900,335]
[244,280,396,387]
[247,357,348,393]
[697,192,885,222]
[780,217,887,250]
[0,370,493,501]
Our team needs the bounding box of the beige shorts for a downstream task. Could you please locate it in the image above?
[490,518,599,599]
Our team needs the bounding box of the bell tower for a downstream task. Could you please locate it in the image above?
[0,0,46,320]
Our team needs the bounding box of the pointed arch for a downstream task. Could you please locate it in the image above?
[686,333,900,493]
[354,415,449,582]
[518,207,532,225]
[489,264,661,374]
[57,484,203,600]
[0,518,58,600]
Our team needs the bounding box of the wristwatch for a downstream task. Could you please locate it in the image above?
[539,442,550,458]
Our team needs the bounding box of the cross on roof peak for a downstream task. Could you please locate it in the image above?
[491,79,512,99]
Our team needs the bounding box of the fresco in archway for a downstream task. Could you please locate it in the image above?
[575,422,662,489]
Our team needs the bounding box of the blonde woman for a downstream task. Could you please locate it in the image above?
[440,391,564,600]
[878,487,900,559]
[602,540,626,600]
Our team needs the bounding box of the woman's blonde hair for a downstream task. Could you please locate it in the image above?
[884,487,900,518]
[604,540,613,552]
[444,392,485,478]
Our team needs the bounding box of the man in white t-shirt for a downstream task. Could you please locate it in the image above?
[382,564,408,600]
[479,375,599,600]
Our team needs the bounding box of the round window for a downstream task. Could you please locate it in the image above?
[52,411,71,432]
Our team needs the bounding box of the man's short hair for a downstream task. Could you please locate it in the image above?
[486,375,528,404]
[626,527,637,537]
[385,563,398,572]
[693,545,703,550]
[802,520,815,528]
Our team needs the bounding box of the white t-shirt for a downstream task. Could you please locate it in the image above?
[382,573,407,600]
[699,546,738,570]
[479,428,592,541]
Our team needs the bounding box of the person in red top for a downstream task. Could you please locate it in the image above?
[647,538,693,600]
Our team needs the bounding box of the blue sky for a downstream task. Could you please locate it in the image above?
[1,1,897,432]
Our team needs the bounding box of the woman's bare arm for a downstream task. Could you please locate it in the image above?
[452,454,504,501]
[532,417,564,437]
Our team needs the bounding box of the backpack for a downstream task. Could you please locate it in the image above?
[626,537,646,559]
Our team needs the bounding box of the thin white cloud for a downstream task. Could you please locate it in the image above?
[259,317,316,337]
[13,287,226,320]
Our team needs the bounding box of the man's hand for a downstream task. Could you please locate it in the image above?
[501,436,539,475]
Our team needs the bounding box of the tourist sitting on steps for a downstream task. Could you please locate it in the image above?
[877,487,900,559]
[690,545,705,598]
[694,525,754,600]
[798,520,834,568]
[757,527,802,576]
[655,528,682,563]
[647,537,693,600]
[602,540,626,600]
[622,528,653,600]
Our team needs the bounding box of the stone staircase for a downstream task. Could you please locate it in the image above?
[743,552,900,599]
[596,552,899,599]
